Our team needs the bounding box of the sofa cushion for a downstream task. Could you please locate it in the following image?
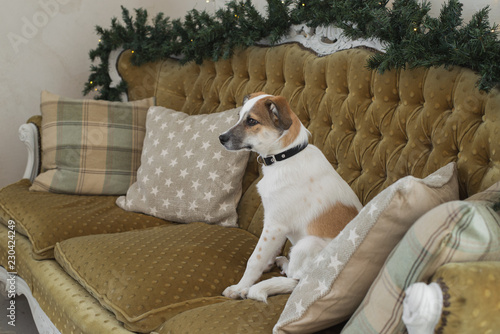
[0,179,169,259]
[341,181,500,334]
[116,106,249,227]
[157,295,346,334]
[54,223,260,333]
[274,162,459,333]
[30,91,155,195]
[156,294,290,334]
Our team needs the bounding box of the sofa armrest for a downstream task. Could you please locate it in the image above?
[432,262,500,333]
[403,262,500,334]
[18,122,40,182]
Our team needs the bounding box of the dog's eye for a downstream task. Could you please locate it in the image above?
[246,117,259,126]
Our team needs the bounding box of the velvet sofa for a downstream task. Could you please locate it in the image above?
[1,38,500,334]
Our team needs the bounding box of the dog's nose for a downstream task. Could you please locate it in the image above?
[219,133,229,145]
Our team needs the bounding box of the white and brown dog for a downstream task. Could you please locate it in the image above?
[219,92,362,302]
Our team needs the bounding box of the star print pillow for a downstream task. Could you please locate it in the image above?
[273,162,459,334]
[116,106,250,227]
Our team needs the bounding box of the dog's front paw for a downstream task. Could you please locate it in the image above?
[222,284,249,300]
[247,285,268,303]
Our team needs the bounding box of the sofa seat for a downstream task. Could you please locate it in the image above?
[0,223,132,334]
[0,179,172,259]
[0,218,288,334]
[54,222,279,333]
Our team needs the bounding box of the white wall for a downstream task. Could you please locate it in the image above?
[0,0,217,188]
[0,0,498,188]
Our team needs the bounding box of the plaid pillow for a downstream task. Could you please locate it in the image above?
[341,181,500,334]
[30,91,155,195]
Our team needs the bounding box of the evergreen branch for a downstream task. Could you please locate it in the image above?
[84,0,500,100]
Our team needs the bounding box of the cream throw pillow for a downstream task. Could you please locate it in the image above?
[117,106,249,226]
[274,162,459,333]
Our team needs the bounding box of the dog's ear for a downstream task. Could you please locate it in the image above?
[243,94,250,105]
[243,92,267,105]
[265,96,293,131]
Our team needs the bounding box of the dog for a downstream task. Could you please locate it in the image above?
[219,92,363,302]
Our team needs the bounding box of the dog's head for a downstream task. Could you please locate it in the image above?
[219,92,303,156]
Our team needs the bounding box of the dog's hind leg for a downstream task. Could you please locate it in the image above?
[247,277,299,303]
[287,236,329,279]
[275,256,289,275]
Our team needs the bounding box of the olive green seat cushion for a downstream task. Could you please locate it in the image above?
[0,179,171,259]
[155,295,346,334]
[156,294,290,334]
[54,222,273,333]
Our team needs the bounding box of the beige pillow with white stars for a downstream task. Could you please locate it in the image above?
[117,106,249,227]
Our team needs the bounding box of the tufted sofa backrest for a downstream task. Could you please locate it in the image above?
[118,43,500,234]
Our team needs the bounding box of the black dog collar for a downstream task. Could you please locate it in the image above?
[258,143,308,166]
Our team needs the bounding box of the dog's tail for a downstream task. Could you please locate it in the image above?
[247,277,298,303]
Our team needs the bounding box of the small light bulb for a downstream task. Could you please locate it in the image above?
[131,50,135,53]
[90,81,93,85]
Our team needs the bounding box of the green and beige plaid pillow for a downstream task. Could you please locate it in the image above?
[30,91,155,195]
[116,106,250,226]
[341,181,500,334]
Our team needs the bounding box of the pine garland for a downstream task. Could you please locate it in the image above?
[84,0,500,100]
